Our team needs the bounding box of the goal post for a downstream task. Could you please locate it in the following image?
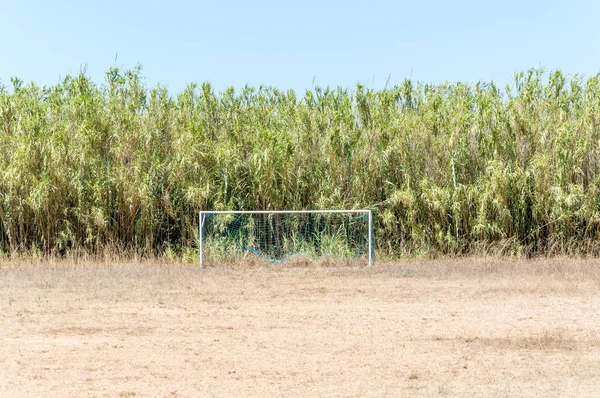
[198,210,374,267]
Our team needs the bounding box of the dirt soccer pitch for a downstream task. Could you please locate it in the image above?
[1,259,600,397]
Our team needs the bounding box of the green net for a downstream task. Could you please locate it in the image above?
[201,212,372,265]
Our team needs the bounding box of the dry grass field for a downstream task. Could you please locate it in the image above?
[1,258,600,397]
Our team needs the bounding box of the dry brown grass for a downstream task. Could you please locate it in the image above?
[1,258,600,396]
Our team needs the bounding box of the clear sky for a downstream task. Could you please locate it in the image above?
[1,0,599,93]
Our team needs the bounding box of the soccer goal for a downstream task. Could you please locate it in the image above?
[198,210,374,267]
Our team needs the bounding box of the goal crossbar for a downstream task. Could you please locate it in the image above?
[203,210,369,214]
[199,210,373,267]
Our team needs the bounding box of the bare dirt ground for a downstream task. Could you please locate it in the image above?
[1,258,600,397]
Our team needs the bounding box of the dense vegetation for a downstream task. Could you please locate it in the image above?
[1,66,600,258]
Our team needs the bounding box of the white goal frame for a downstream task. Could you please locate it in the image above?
[198,209,373,267]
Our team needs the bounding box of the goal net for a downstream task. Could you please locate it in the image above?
[199,210,374,267]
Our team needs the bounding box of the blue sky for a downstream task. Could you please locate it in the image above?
[1,0,599,93]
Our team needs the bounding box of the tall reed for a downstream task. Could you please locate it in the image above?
[1,66,599,257]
